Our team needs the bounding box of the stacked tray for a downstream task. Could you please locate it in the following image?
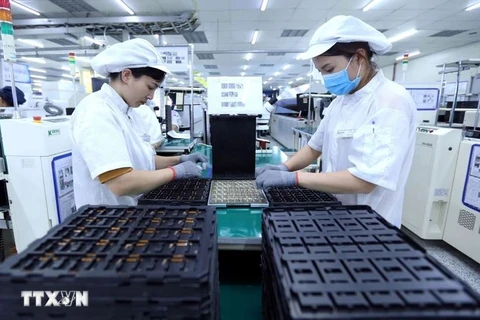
[0,205,219,320]
[139,179,211,205]
[261,205,480,320]
[264,186,340,207]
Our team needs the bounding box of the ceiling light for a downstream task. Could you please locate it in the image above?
[282,64,291,70]
[273,87,277,90]
[274,72,280,76]
[268,77,273,81]
[84,36,102,46]
[116,0,135,15]
[260,0,269,11]
[263,81,268,84]
[30,75,47,80]
[296,77,303,81]
[18,39,44,48]
[251,30,259,45]
[466,2,480,11]
[11,0,40,16]
[245,53,253,60]
[241,72,245,76]
[396,51,421,61]
[387,29,418,43]
[363,0,383,12]
[28,67,46,73]
[163,40,167,45]
[61,66,70,71]
[21,57,46,64]
[296,54,304,60]
[242,65,248,71]
[62,74,73,78]
[288,81,293,84]
[32,79,41,83]
[179,81,185,85]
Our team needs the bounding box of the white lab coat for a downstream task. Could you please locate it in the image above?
[134,104,164,146]
[70,84,156,207]
[308,70,417,227]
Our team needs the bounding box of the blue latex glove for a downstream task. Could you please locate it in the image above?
[256,170,297,189]
[255,163,289,177]
[170,161,202,179]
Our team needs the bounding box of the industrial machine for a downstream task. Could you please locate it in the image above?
[443,137,480,264]
[402,126,463,239]
[1,116,73,252]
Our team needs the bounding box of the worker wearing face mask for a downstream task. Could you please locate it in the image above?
[256,15,417,228]
[70,38,207,207]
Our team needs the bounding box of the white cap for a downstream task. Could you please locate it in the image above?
[91,38,170,77]
[302,15,392,60]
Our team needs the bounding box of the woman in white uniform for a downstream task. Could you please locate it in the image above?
[256,16,417,228]
[71,38,207,207]
[134,104,164,149]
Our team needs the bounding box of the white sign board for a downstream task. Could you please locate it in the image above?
[1,60,31,83]
[157,47,189,73]
[207,76,263,115]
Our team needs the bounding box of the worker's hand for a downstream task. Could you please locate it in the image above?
[180,152,208,169]
[255,163,288,177]
[170,161,202,179]
[256,170,297,189]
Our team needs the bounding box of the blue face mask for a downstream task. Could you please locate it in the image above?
[322,57,362,95]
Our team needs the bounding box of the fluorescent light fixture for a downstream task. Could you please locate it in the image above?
[274,72,280,76]
[84,36,102,46]
[31,75,47,80]
[296,54,304,60]
[387,29,418,43]
[288,81,293,84]
[268,77,273,81]
[273,87,277,90]
[11,0,40,15]
[363,0,383,12]
[179,81,185,85]
[61,66,70,71]
[245,53,253,60]
[29,67,46,73]
[163,40,167,45]
[282,64,291,70]
[171,77,178,81]
[466,2,480,11]
[251,30,259,45]
[21,57,46,64]
[241,72,245,76]
[296,77,303,81]
[260,0,269,11]
[18,39,44,48]
[60,79,71,83]
[263,81,268,84]
[396,51,421,60]
[116,0,135,15]
[32,79,41,83]
[62,74,73,78]
[242,65,248,71]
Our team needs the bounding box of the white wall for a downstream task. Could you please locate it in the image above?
[382,41,480,84]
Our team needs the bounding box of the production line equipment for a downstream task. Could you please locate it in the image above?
[1,116,74,252]
[443,136,480,264]
[402,126,463,239]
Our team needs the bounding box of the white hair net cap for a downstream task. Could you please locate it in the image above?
[91,38,170,77]
[302,15,392,60]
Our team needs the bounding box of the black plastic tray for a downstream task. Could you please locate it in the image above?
[139,179,211,205]
[0,205,219,319]
[261,205,480,319]
[264,186,341,207]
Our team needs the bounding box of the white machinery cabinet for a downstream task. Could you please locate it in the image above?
[1,116,74,252]
[402,126,463,239]
[443,138,480,264]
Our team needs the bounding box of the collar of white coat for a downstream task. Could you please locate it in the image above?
[100,83,130,114]
[343,69,385,103]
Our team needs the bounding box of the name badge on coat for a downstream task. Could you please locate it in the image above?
[336,129,355,139]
